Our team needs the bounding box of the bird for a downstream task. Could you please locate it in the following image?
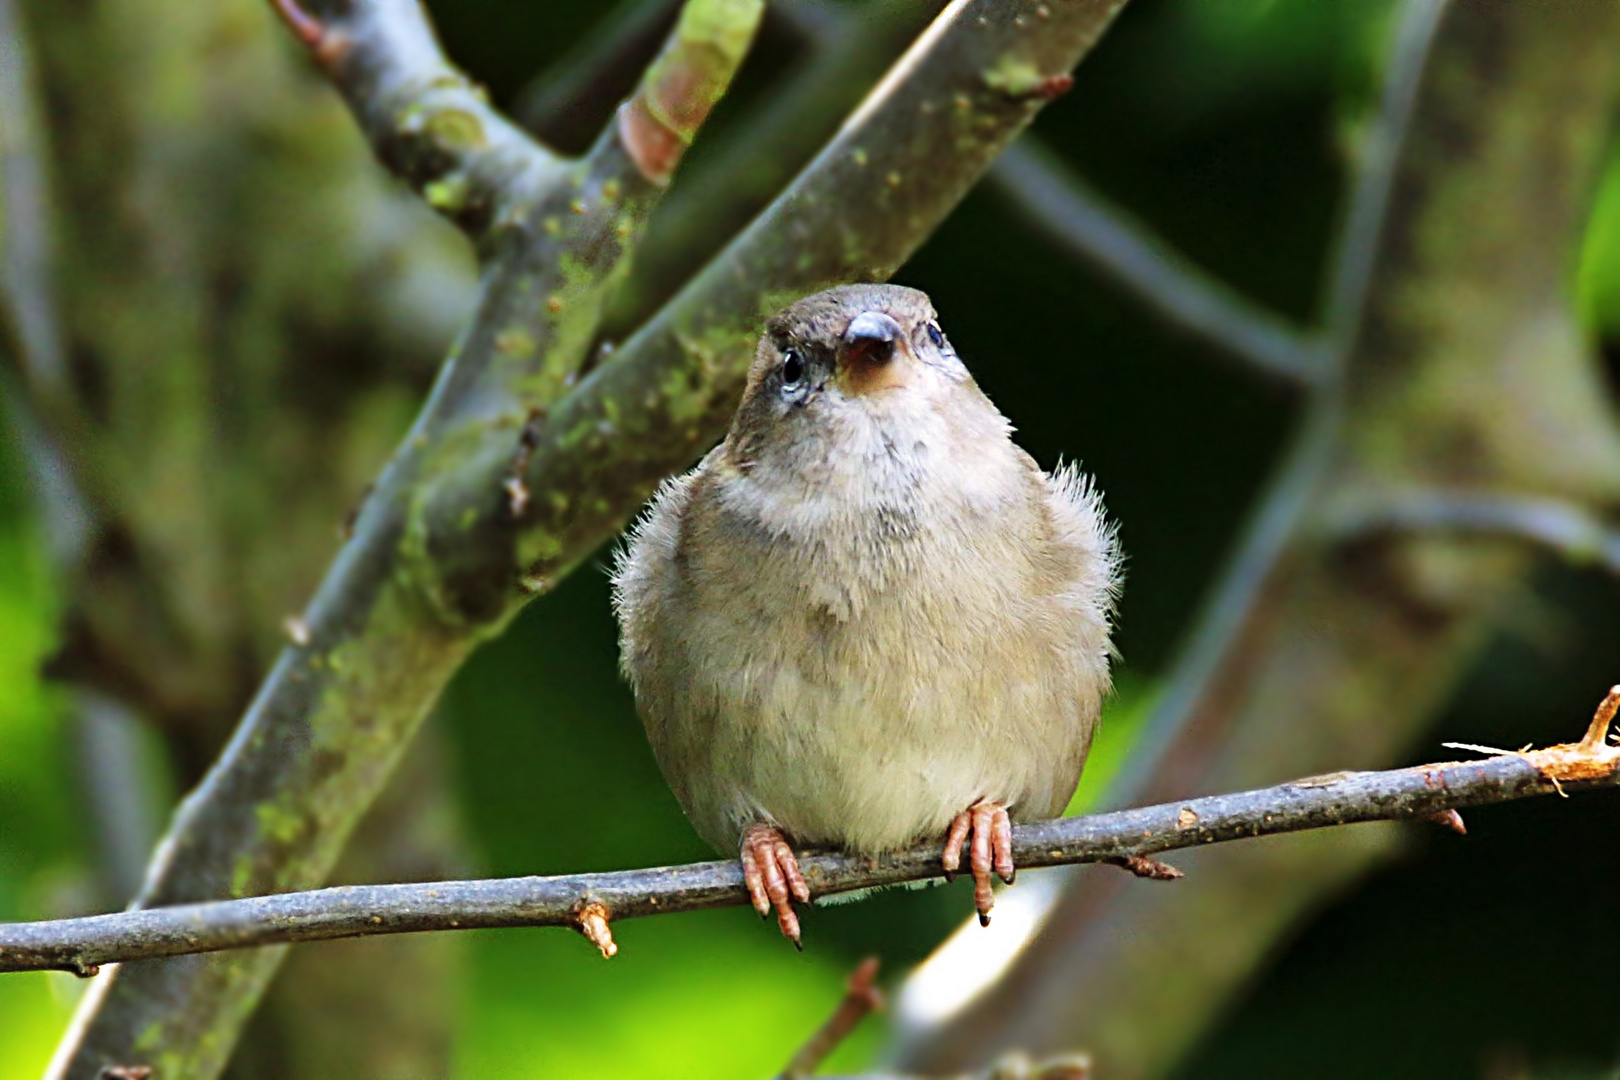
[611,283,1120,945]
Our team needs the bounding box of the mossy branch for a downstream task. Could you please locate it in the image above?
[52,0,1133,1074]
[272,0,561,243]
[510,0,1132,594]
[49,1,764,1076]
[6,696,1619,973]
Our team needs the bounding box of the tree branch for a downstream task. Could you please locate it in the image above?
[276,0,563,242]
[1324,491,1620,576]
[55,0,1131,1073]
[0,0,68,399]
[509,0,1132,596]
[894,2,1620,1071]
[781,957,885,1080]
[50,1,766,1075]
[6,703,1617,975]
[987,139,1328,388]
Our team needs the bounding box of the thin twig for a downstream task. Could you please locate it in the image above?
[5,720,1616,975]
[781,958,885,1080]
[988,139,1326,388]
[1324,491,1620,577]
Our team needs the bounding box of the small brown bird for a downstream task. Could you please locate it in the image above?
[612,284,1119,944]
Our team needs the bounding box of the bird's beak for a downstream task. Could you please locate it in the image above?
[837,311,908,395]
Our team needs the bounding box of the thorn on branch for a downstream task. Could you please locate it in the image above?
[1030,73,1075,101]
[267,0,321,48]
[266,0,348,69]
[576,901,617,958]
[1108,854,1183,881]
[780,957,884,1080]
[1423,809,1466,835]
[340,481,374,540]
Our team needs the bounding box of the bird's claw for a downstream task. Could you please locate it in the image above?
[741,824,810,948]
[942,800,1015,926]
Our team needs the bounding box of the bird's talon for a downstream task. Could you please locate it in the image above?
[944,800,1016,927]
[742,824,809,945]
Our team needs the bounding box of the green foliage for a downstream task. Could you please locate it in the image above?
[1579,150,1620,340]
[0,415,80,1073]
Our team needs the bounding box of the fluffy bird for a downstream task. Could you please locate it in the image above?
[612,284,1119,944]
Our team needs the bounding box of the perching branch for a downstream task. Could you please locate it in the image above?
[6,693,1617,975]
[988,139,1328,388]
[52,1,1135,1075]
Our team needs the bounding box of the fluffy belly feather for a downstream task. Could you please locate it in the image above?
[664,589,1094,855]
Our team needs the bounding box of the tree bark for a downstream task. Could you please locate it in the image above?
[892,3,1620,1076]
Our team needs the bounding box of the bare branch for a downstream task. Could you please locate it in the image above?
[988,139,1327,388]
[1325,492,1620,575]
[781,957,885,1080]
[511,0,684,151]
[273,0,563,242]
[6,718,1617,975]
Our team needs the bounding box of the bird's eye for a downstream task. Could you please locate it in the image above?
[926,323,945,348]
[781,349,806,386]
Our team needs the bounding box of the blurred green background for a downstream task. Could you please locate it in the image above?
[5,0,1620,1076]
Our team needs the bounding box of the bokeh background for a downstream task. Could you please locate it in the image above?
[4,0,1620,1076]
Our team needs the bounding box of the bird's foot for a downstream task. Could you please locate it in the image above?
[941,800,1014,926]
[740,823,811,949]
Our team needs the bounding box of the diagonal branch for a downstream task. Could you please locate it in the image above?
[49,2,766,1076]
[0,0,68,398]
[1324,491,1620,576]
[5,702,1617,975]
[274,0,562,243]
[988,139,1328,388]
[508,0,1134,595]
[781,957,886,1080]
[52,1,1134,1075]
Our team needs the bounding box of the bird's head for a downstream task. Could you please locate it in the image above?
[725,284,983,475]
